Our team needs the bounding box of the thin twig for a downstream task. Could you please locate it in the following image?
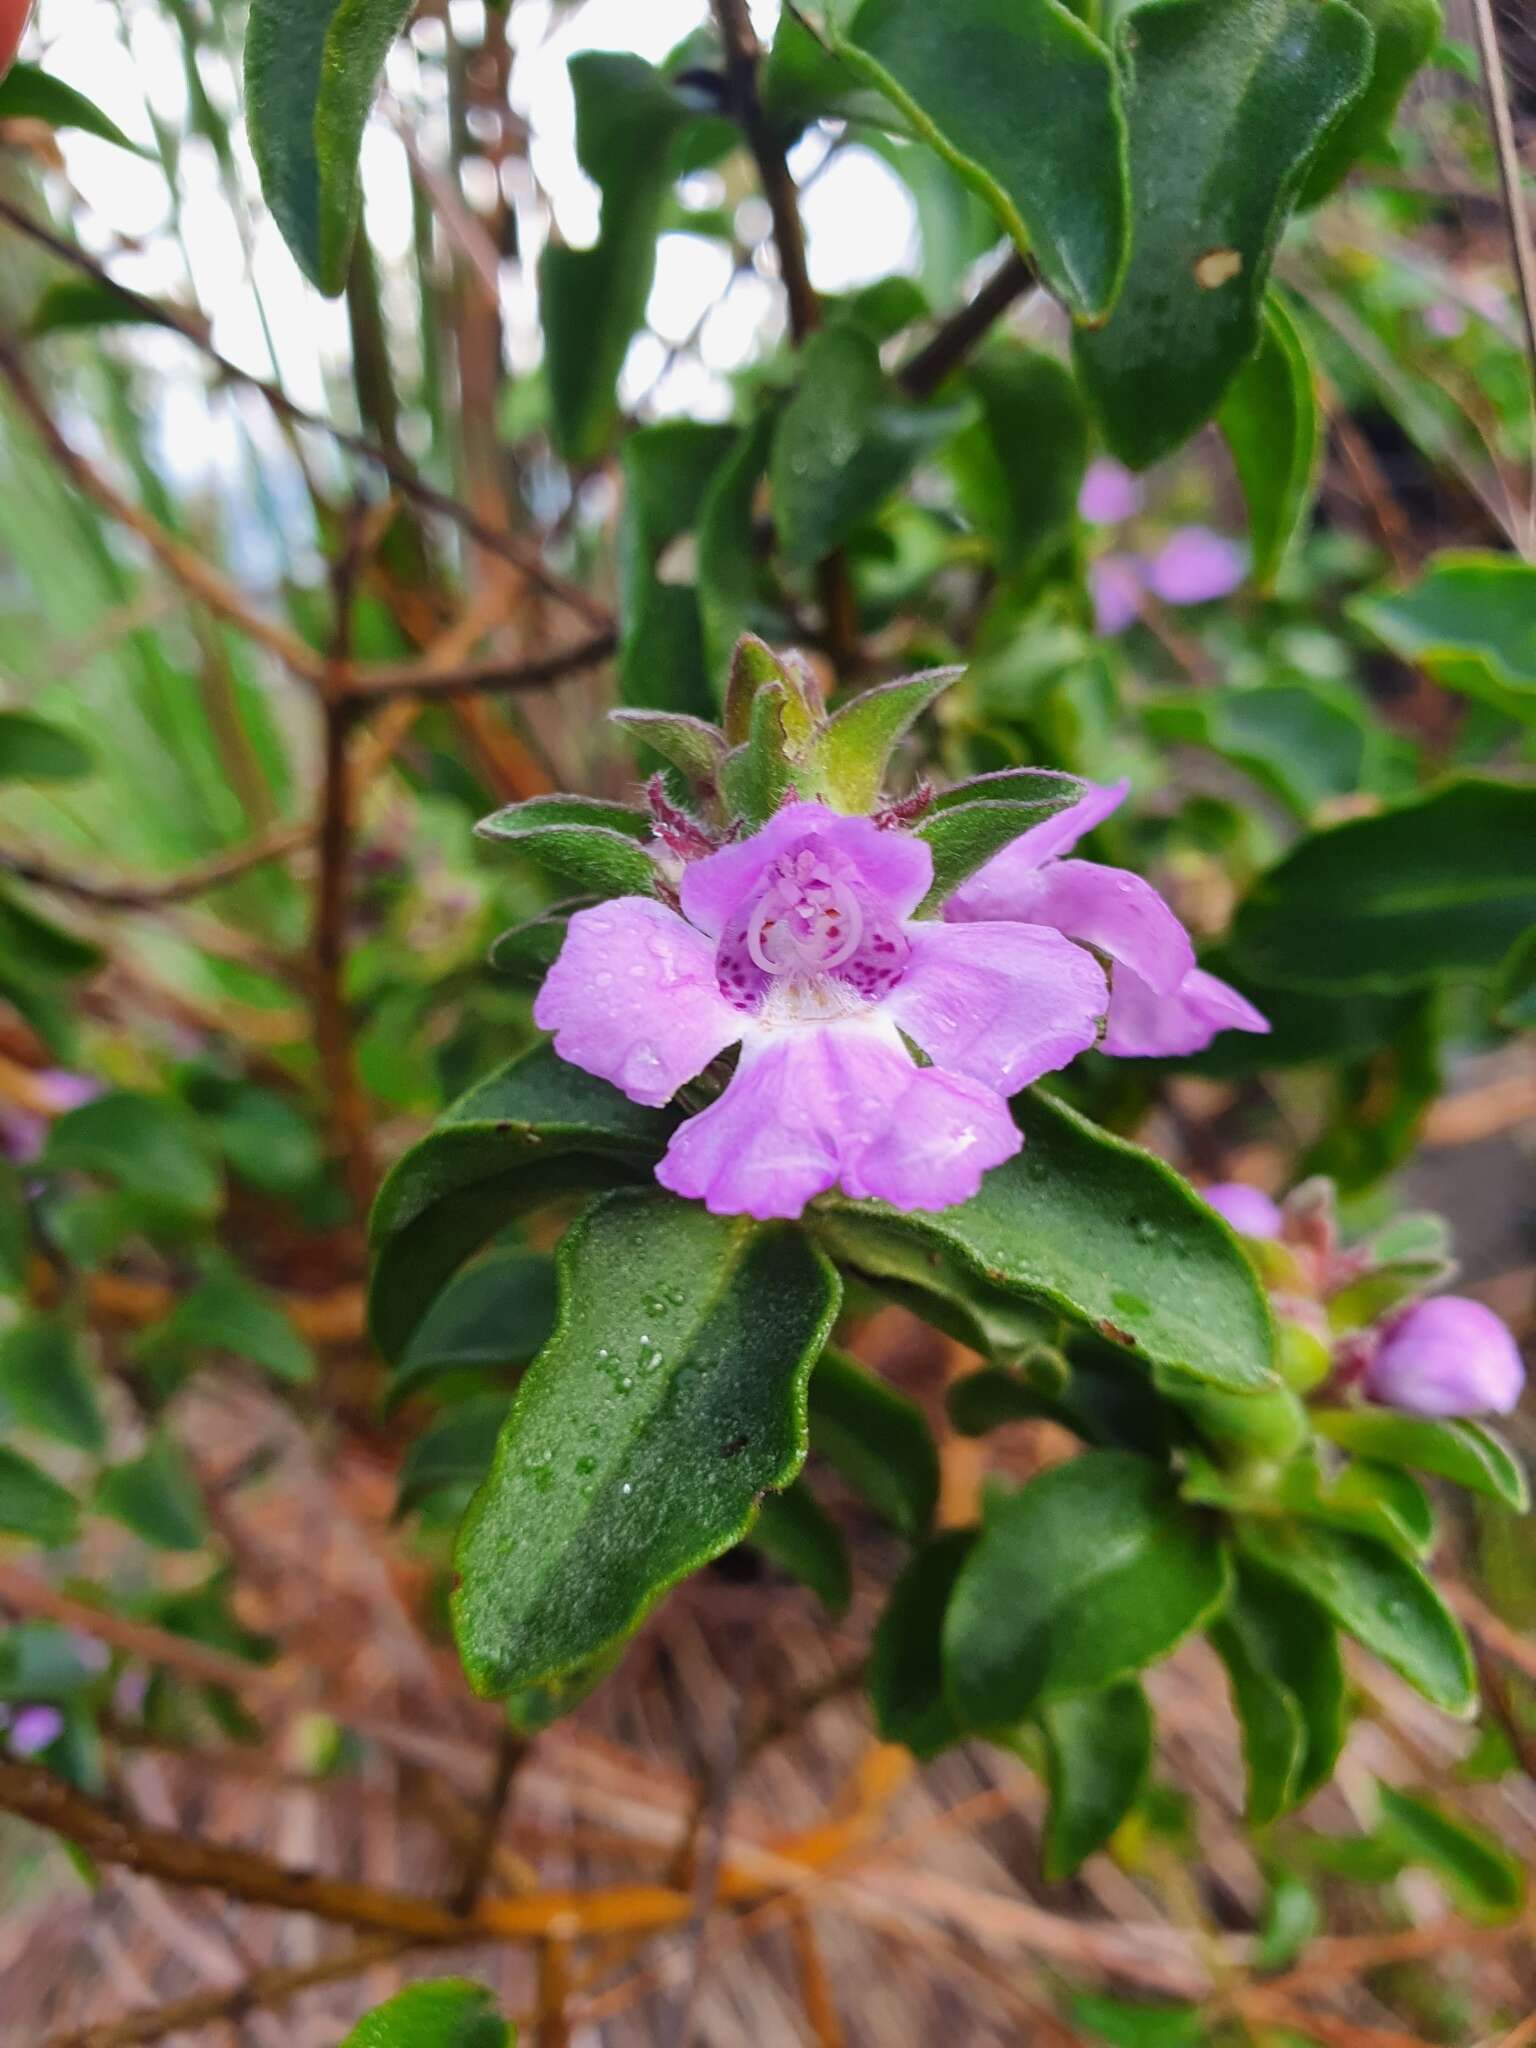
[38,1937,420,2048]
[897,249,1040,400]
[1469,0,1536,552]
[451,1726,528,1916]
[0,195,610,627]
[0,820,313,911]
[344,627,617,703]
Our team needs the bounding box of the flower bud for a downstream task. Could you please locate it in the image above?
[1203,1182,1282,1240]
[1364,1297,1524,1419]
[0,0,32,80]
[6,1704,63,1757]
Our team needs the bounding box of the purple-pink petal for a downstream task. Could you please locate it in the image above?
[653,1022,1019,1220]
[1078,457,1143,527]
[885,920,1106,1095]
[957,856,1194,996]
[679,800,932,937]
[1101,963,1270,1059]
[845,1065,1021,1210]
[1146,526,1244,607]
[532,897,741,1106]
[947,781,1130,916]
[1363,1297,1524,1418]
[7,1705,64,1757]
[1090,553,1146,636]
[1203,1182,1283,1239]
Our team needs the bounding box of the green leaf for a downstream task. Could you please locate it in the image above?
[1254,1868,1321,1972]
[916,789,1092,908]
[0,1160,26,1294]
[1228,779,1536,994]
[1074,0,1373,468]
[1218,293,1320,591]
[619,422,737,718]
[194,1082,323,1199]
[143,1268,315,1386]
[339,1978,513,2048]
[94,1433,207,1552]
[0,711,93,784]
[771,323,972,566]
[950,347,1091,571]
[1068,1992,1205,2048]
[1351,553,1536,724]
[475,795,658,899]
[386,1248,557,1411]
[0,1446,78,1547]
[488,909,577,987]
[396,1393,511,1520]
[1145,680,1379,820]
[719,681,806,826]
[869,1529,975,1759]
[808,1347,938,1540]
[1298,0,1442,204]
[1311,1410,1528,1512]
[835,0,1128,319]
[367,1045,674,1364]
[608,711,728,791]
[452,1190,839,1697]
[28,278,171,339]
[1238,1520,1475,1716]
[542,54,712,461]
[1375,1784,1525,1920]
[1040,1679,1152,1878]
[749,1479,852,1615]
[1212,1554,1346,1817]
[944,1452,1229,1726]
[0,62,142,151]
[1495,926,1536,1031]
[244,0,414,293]
[949,1350,1174,1457]
[0,1316,104,1453]
[41,1091,222,1222]
[1211,1608,1306,1826]
[808,668,961,813]
[815,1090,1277,1394]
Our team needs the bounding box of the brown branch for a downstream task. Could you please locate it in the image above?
[344,626,617,704]
[712,0,819,347]
[0,195,612,628]
[0,1564,290,1700]
[0,1757,475,1939]
[897,249,1039,400]
[0,336,330,684]
[0,820,313,911]
[1470,0,1536,531]
[39,1937,420,2048]
[451,1725,528,1916]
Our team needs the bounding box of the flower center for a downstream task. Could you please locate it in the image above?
[745,851,865,976]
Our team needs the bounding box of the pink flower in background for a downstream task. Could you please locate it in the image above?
[535,800,1108,1220]
[947,778,1269,1061]
[1146,526,1245,607]
[3,1705,64,1757]
[1203,1182,1283,1239]
[1422,302,1467,341]
[1079,457,1143,526]
[1363,1297,1524,1418]
[1090,554,1146,636]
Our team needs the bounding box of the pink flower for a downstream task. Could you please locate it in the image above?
[1203,1182,1283,1239]
[946,779,1269,1060]
[1089,553,1146,636]
[1363,1297,1524,1419]
[1078,457,1143,527]
[1146,526,1245,607]
[4,1704,64,1757]
[534,801,1109,1220]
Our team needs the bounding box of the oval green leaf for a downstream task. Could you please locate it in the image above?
[944,1451,1229,1726]
[452,1189,840,1697]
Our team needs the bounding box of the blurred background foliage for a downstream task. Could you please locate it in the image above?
[0,0,1535,2041]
